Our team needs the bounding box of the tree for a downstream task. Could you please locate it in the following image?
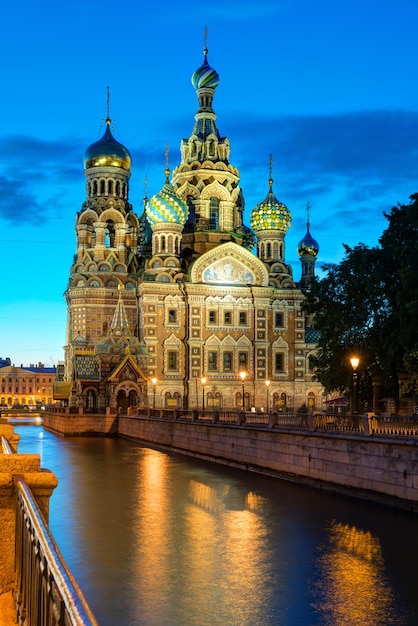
[303,193,418,406]
[303,244,389,401]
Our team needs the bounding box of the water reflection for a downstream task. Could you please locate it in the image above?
[313,520,401,625]
[13,426,418,626]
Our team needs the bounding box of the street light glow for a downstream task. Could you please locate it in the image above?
[350,357,359,370]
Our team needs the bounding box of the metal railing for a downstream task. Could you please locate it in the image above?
[124,408,418,439]
[1,434,13,454]
[14,477,98,626]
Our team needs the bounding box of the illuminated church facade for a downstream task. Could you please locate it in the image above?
[60,48,323,413]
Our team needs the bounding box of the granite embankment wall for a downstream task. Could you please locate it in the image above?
[43,412,118,436]
[42,412,418,511]
[117,416,418,511]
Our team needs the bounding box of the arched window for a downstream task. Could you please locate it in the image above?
[86,390,97,413]
[116,181,120,196]
[100,180,105,194]
[185,197,195,231]
[93,181,98,195]
[108,180,114,195]
[266,243,272,258]
[105,221,115,247]
[209,197,219,230]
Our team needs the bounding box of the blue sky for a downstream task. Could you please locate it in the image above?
[1,0,417,367]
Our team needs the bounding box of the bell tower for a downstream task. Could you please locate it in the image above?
[171,43,251,257]
[64,96,139,381]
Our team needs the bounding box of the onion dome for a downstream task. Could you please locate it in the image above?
[146,168,188,225]
[84,117,131,171]
[298,223,319,257]
[250,178,291,232]
[191,48,220,90]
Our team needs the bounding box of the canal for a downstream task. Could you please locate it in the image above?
[14,425,418,626]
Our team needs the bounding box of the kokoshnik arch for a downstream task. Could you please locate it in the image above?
[57,46,322,413]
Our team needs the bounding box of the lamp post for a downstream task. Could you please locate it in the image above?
[265,380,270,413]
[151,377,157,409]
[349,357,359,413]
[240,371,247,410]
[201,376,207,411]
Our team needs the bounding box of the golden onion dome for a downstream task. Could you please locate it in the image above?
[84,118,131,171]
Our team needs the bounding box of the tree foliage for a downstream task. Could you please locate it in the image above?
[303,193,418,403]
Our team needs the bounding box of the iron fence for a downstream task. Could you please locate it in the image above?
[14,478,98,626]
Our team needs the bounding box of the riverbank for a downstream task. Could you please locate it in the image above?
[42,409,418,512]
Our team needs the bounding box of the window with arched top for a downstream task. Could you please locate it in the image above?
[116,181,120,196]
[185,197,195,232]
[93,181,98,195]
[209,197,219,230]
[108,180,113,195]
[267,243,272,258]
[105,221,115,247]
[100,180,105,194]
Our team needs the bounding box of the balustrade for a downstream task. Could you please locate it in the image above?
[14,478,98,626]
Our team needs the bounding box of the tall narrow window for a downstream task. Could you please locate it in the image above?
[223,352,232,371]
[209,197,219,229]
[239,352,248,370]
[168,351,177,371]
[275,312,284,327]
[208,352,217,371]
[275,353,284,372]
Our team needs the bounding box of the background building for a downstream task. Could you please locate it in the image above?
[0,361,56,407]
[60,48,323,413]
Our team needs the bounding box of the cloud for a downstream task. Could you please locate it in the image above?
[0,176,42,224]
[0,134,83,224]
[228,110,418,180]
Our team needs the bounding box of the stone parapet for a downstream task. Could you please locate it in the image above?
[118,415,418,511]
[0,434,58,595]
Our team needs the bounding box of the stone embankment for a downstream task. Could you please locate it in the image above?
[42,409,418,512]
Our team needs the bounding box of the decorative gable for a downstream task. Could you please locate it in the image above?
[190,242,269,286]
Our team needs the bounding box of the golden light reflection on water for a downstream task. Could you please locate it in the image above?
[132,449,171,621]
[184,481,272,624]
[313,520,399,626]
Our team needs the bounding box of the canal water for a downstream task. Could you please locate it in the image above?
[14,425,418,626]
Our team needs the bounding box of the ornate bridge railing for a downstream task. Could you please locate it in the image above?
[14,477,99,626]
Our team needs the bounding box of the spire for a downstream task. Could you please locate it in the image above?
[106,85,111,124]
[165,143,170,182]
[298,201,319,289]
[110,284,131,334]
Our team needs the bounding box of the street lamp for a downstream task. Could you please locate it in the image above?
[240,371,247,410]
[349,357,359,413]
[201,376,207,411]
[151,377,157,409]
[265,380,270,413]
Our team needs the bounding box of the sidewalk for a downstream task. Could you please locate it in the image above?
[0,592,16,625]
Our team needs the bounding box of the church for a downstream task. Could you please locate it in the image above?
[57,46,323,414]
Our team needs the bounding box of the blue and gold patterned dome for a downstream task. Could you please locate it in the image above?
[192,48,220,90]
[250,178,291,232]
[84,118,131,171]
[298,224,319,257]
[146,169,188,225]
